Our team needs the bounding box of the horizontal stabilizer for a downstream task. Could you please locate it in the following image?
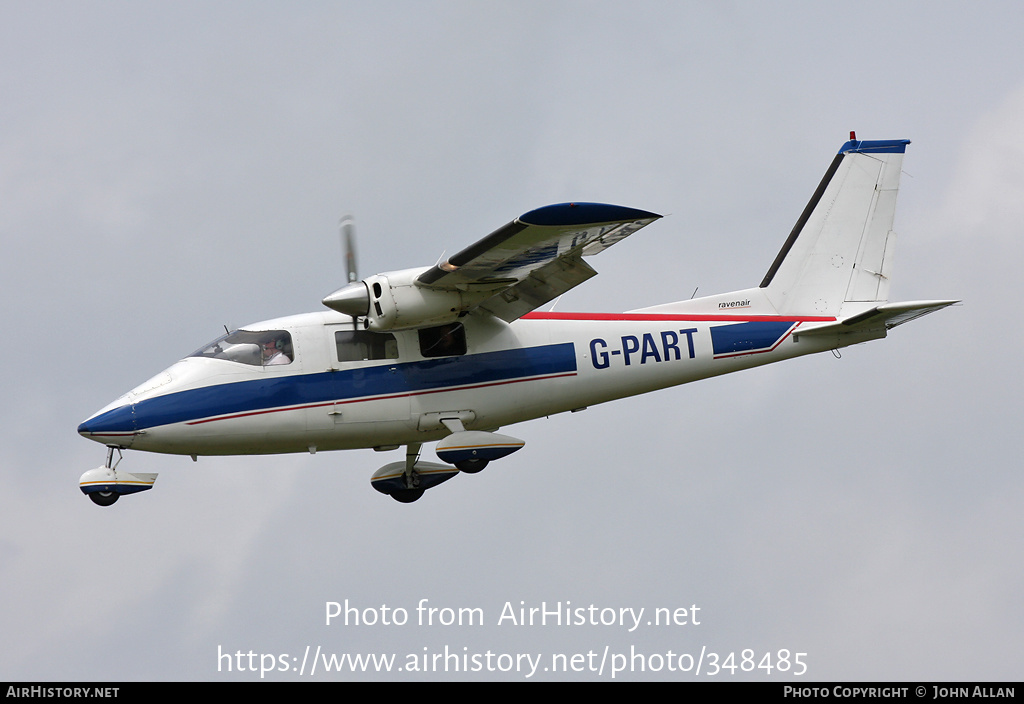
[796,300,959,337]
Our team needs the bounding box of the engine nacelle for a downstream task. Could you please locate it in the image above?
[323,268,498,332]
[365,269,497,332]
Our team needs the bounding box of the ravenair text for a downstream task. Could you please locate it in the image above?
[590,329,698,369]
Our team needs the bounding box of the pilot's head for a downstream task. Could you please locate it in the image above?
[261,339,281,358]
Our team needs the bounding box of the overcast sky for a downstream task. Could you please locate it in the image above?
[2,1,1021,681]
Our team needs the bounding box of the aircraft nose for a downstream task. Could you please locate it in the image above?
[78,402,137,445]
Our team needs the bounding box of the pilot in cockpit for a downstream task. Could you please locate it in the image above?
[261,337,292,366]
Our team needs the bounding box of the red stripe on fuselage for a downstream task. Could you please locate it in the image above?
[522,312,836,323]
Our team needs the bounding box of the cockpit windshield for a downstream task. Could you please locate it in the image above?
[189,330,293,367]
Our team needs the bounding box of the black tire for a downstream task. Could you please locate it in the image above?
[455,458,489,473]
[390,488,425,503]
[89,491,119,507]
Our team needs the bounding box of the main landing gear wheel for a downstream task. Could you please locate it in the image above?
[455,458,489,473]
[390,488,425,503]
[89,491,119,507]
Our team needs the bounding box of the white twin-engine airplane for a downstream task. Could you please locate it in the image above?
[78,135,957,505]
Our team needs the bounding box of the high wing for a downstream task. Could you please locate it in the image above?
[416,202,661,322]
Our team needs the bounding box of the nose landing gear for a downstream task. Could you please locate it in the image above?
[79,447,159,507]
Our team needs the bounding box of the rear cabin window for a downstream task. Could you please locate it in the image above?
[418,322,467,358]
[335,330,399,362]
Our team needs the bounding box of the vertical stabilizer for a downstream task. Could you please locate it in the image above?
[759,138,909,316]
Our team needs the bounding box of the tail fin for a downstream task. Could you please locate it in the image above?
[632,137,959,325]
[760,138,909,316]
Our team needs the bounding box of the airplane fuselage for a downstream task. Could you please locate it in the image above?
[77,306,880,458]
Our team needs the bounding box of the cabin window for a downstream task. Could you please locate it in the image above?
[189,330,293,367]
[335,330,399,362]
[418,322,466,358]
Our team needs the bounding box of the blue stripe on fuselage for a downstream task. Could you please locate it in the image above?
[81,343,577,433]
[710,321,795,355]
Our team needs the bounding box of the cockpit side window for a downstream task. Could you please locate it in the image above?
[189,330,293,367]
[335,330,399,362]
[418,322,466,358]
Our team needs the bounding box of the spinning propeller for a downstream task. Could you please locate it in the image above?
[340,215,357,283]
[326,215,371,321]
